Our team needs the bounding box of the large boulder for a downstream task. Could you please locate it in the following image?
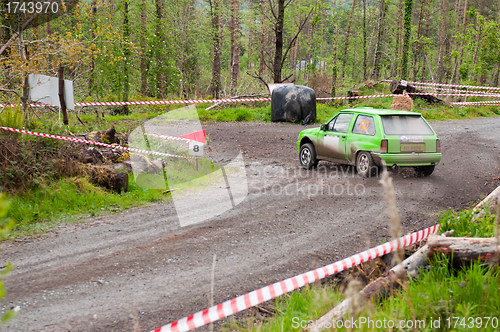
[271,85,316,123]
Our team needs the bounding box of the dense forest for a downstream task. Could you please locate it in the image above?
[0,0,499,106]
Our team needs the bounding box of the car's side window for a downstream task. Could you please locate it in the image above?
[352,115,376,136]
[327,116,337,131]
[332,113,354,133]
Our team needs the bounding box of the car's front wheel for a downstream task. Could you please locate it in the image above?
[414,165,435,177]
[356,151,377,177]
[299,143,318,170]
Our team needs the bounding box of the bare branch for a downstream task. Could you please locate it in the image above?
[268,0,277,20]
[0,88,21,97]
[0,15,36,56]
[281,7,313,69]
[246,71,270,91]
[281,73,294,83]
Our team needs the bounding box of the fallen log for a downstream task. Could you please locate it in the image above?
[389,79,442,104]
[84,125,128,145]
[309,237,442,331]
[87,165,128,193]
[427,235,499,268]
[473,185,500,214]
[309,230,454,332]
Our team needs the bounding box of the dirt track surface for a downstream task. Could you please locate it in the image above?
[1,117,500,331]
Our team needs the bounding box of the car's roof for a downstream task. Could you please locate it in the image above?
[339,107,421,116]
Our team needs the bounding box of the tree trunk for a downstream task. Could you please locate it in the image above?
[230,0,240,95]
[47,17,52,72]
[427,235,500,268]
[449,0,461,83]
[272,0,285,83]
[248,16,253,71]
[210,0,222,98]
[122,0,130,114]
[18,22,29,123]
[371,0,386,80]
[58,66,68,125]
[412,0,426,80]
[259,0,265,77]
[401,0,413,79]
[331,1,338,96]
[155,0,165,97]
[390,80,442,103]
[436,0,446,83]
[88,0,97,96]
[393,0,404,77]
[420,5,430,81]
[140,0,147,95]
[88,165,129,193]
[493,63,500,87]
[341,0,356,78]
[362,0,367,81]
[456,0,469,82]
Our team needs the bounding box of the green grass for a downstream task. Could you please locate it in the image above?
[221,206,500,331]
[350,257,500,332]
[439,207,498,238]
[3,152,222,239]
[5,174,169,239]
[220,285,344,332]
[230,259,500,332]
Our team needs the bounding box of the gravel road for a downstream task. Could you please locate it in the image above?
[1,117,500,332]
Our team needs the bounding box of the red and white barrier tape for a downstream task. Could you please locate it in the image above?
[3,91,498,109]
[384,79,500,91]
[452,101,500,106]
[0,98,273,108]
[408,92,500,98]
[0,94,413,109]
[317,94,398,101]
[0,127,198,159]
[145,133,192,143]
[151,224,440,332]
[0,95,397,108]
[411,84,500,95]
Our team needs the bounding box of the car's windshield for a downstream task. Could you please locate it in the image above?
[381,115,434,135]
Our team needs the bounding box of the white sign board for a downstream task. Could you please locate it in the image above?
[28,74,74,110]
[188,141,204,156]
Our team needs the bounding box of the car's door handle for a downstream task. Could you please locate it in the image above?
[342,135,346,138]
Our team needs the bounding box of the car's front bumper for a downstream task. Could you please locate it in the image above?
[372,152,442,167]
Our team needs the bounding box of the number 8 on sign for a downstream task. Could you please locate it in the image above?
[189,141,204,156]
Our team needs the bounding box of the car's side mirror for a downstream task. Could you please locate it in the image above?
[320,124,326,131]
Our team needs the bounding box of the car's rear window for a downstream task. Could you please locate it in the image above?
[381,115,434,135]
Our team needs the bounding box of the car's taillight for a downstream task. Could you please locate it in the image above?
[436,139,441,153]
[381,139,388,153]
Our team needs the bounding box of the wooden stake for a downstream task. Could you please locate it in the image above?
[58,66,69,125]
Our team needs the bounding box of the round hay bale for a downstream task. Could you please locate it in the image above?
[271,85,316,123]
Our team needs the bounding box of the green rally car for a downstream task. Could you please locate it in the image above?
[297,107,441,177]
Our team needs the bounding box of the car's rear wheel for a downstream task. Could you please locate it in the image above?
[414,165,435,177]
[299,143,318,170]
[356,151,377,177]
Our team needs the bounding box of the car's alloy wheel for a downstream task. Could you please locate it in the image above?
[299,143,318,170]
[356,151,376,177]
